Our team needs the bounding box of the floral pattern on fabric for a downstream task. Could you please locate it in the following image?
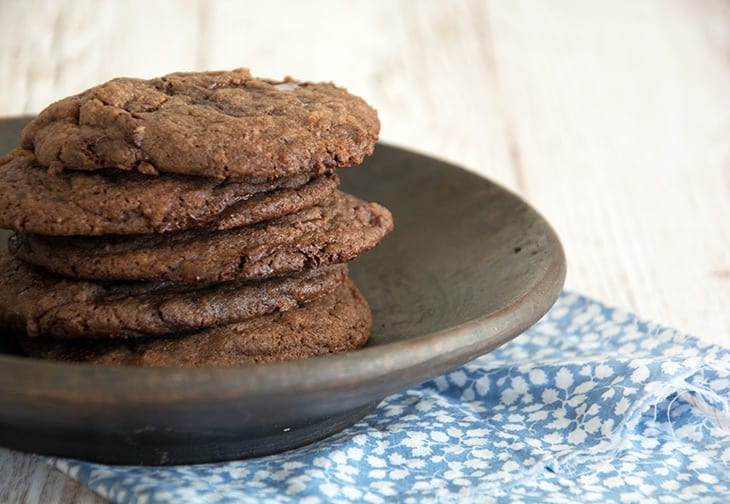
[48,292,730,503]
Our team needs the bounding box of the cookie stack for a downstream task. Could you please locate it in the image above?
[0,69,392,367]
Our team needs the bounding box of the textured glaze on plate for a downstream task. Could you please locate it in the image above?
[0,117,565,465]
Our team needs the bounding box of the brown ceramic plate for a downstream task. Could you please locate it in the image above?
[0,117,565,465]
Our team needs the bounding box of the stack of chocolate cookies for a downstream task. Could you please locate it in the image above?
[0,69,392,367]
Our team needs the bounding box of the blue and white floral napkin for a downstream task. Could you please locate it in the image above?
[47,292,730,503]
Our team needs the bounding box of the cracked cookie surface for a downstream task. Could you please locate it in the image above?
[10,191,394,282]
[0,249,348,339]
[19,279,371,366]
[21,68,380,178]
[0,149,338,235]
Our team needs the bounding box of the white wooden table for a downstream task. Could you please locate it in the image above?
[1,1,728,501]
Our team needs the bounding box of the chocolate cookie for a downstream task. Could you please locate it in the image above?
[10,191,393,282]
[19,280,371,366]
[21,69,379,178]
[0,249,348,339]
[0,149,338,235]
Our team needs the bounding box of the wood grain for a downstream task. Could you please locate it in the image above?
[484,0,730,343]
[0,0,728,501]
[0,448,104,503]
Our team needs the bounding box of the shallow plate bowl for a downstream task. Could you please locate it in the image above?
[0,117,565,465]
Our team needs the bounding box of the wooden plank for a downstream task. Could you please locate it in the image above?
[485,0,730,344]
[0,448,105,503]
[0,0,198,115]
